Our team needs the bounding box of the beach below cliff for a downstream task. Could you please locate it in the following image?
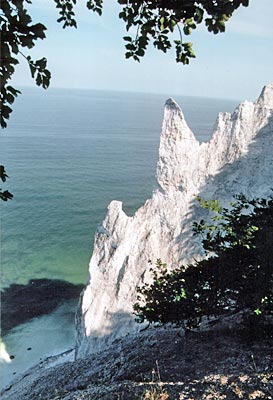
[0,279,83,389]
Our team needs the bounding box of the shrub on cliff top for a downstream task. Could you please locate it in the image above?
[134,194,273,330]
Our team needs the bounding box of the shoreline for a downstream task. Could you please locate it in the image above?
[0,298,79,389]
[1,278,84,336]
[0,279,84,389]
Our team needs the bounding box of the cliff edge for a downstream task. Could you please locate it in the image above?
[75,83,273,359]
[1,84,273,400]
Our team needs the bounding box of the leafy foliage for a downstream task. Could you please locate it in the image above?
[1,0,50,128]
[118,0,249,64]
[1,0,250,129]
[134,195,273,330]
[0,1,249,200]
[1,0,52,199]
[0,165,13,201]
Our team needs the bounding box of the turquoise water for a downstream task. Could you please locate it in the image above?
[1,88,238,288]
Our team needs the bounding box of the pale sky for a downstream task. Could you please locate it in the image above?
[13,0,273,101]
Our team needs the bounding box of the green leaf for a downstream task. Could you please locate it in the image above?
[135,48,145,57]
[0,166,8,182]
[6,93,15,104]
[20,36,35,48]
[159,16,165,31]
[169,19,176,32]
[194,7,204,24]
[2,104,12,119]
[36,57,47,69]
[36,74,42,86]
[0,190,13,201]
[125,43,136,51]
[31,23,47,39]
[29,63,36,78]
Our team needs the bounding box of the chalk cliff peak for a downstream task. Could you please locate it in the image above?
[165,97,180,109]
[75,84,273,359]
[157,97,199,192]
[256,82,273,108]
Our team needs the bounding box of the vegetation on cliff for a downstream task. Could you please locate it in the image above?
[134,194,273,332]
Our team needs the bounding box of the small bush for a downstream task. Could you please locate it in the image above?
[134,195,273,330]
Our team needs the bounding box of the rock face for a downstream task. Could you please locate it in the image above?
[75,83,273,359]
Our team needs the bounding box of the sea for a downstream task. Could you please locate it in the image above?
[0,88,238,387]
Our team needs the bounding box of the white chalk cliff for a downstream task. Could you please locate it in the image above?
[75,83,273,359]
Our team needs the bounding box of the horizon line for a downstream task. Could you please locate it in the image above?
[16,85,242,103]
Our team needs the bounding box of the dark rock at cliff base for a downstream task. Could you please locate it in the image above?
[1,279,84,335]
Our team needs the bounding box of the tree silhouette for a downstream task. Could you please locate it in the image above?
[134,195,273,331]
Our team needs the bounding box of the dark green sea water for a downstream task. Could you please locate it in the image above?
[1,88,238,288]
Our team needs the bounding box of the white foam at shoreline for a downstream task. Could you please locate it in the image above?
[0,299,77,389]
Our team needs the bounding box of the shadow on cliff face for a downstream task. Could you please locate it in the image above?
[175,112,273,262]
[76,309,141,358]
[75,113,273,359]
[199,114,273,200]
[1,279,84,336]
